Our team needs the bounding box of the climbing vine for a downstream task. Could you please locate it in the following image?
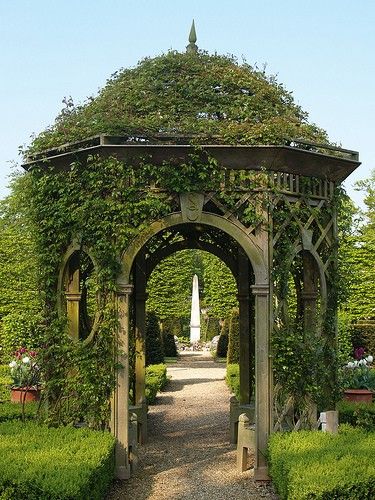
[17,49,345,429]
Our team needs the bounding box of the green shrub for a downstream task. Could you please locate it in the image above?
[351,321,375,357]
[0,420,115,499]
[226,363,240,400]
[206,317,220,341]
[161,322,178,357]
[146,312,164,366]
[268,425,375,499]
[337,400,375,430]
[227,309,240,364]
[0,312,44,363]
[0,367,12,402]
[0,401,38,421]
[145,364,168,404]
[216,318,229,358]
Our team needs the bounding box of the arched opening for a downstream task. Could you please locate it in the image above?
[58,246,99,343]
[273,248,326,431]
[128,224,256,443]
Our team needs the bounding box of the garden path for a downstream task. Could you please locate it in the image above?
[108,351,278,500]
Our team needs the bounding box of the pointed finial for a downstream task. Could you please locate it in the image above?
[186,20,198,53]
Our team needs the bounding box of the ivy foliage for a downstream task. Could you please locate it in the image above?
[26,51,329,155]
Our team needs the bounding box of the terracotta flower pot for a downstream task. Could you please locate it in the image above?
[343,389,373,403]
[11,387,41,403]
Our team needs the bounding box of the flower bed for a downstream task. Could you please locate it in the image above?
[268,425,375,499]
[0,421,115,499]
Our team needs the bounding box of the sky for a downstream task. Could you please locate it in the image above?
[1,0,374,208]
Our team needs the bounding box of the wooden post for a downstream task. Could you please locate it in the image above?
[252,283,271,481]
[114,281,133,480]
[134,256,148,443]
[238,250,251,405]
[65,252,81,341]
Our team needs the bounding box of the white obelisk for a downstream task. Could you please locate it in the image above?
[190,274,201,343]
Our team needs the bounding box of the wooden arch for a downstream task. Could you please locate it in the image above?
[113,209,271,481]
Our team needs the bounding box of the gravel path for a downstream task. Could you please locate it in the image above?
[108,351,278,500]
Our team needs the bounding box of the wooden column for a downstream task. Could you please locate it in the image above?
[238,251,251,405]
[134,256,148,444]
[113,281,133,480]
[252,283,271,481]
[134,256,147,409]
[65,252,80,341]
[302,252,319,332]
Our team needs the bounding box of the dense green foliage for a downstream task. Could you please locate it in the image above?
[146,312,164,366]
[343,171,375,320]
[145,364,168,404]
[26,52,328,154]
[201,252,237,318]
[0,401,38,421]
[226,363,240,400]
[351,321,375,356]
[206,316,221,341]
[0,179,43,362]
[147,251,202,320]
[162,332,178,357]
[268,425,375,499]
[216,319,229,358]
[227,309,240,364]
[337,400,375,431]
[147,250,238,329]
[0,421,115,500]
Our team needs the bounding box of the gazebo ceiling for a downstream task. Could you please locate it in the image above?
[23,134,360,183]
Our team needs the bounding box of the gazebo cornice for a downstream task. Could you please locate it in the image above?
[22,134,360,183]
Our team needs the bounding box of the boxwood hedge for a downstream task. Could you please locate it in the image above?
[0,421,115,499]
[226,363,240,400]
[268,425,375,499]
[145,363,168,404]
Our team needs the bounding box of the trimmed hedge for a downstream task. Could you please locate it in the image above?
[0,401,38,422]
[268,425,375,499]
[337,400,375,431]
[0,421,115,499]
[226,363,240,400]
[145,364,168,404]
[227,309,240,364]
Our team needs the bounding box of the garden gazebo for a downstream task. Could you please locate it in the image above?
[22,36,360,480]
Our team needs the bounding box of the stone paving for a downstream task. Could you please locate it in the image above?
[108,351,278,499]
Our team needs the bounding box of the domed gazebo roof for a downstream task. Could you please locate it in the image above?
[24,28,359,182]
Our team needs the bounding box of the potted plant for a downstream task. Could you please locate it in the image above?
[8,348,41,403]
[341,348,375,403]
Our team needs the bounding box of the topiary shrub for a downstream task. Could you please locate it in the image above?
[227,309,240,364]
[146,312,164,366]
[161,318,178,357]
[206,317,220,341]
[216,318,229,358]
[162,333,177,357]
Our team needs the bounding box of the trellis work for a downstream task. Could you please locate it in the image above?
[23,136,359,480]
